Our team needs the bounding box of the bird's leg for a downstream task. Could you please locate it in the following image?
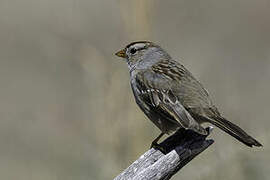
[151,132,164,147]
[150,132,166,153]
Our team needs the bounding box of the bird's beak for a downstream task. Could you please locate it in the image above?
[115,49,127,58]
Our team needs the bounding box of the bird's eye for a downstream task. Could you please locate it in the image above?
[130,48,137,54]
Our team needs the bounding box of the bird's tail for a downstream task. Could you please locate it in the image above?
[209,116,262,147]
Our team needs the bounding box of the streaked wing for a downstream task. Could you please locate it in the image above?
[135,67,208,135]
[153,60,220,116]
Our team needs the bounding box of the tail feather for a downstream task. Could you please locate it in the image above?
[210,116,262,147]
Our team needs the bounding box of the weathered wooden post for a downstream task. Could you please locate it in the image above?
[114,127,214,180]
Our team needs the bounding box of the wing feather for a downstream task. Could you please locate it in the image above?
[137,69,207,135]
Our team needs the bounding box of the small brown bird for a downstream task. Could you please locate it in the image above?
[115,41,262,148]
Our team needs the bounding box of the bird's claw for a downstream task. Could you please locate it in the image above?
[150,142,166,154]
[207,126,214,135]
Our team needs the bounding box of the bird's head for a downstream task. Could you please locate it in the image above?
[115,41,171,71]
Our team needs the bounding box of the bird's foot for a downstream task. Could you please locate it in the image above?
[150,141,166,154]
[206,126,214,135]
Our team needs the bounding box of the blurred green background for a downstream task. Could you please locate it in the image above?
[0,0,269,179]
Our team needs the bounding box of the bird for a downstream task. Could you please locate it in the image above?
[115,41,262,149]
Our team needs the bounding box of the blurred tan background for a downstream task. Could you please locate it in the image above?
[0,0,269,179]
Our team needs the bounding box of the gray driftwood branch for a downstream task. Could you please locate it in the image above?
[114,127,214,180]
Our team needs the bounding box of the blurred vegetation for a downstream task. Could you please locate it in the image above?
[0,0,269,179]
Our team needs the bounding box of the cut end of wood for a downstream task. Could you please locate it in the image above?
[114,127,214,180]
[157,127,214,155]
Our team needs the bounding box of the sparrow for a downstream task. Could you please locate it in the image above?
[115,41,262,149]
